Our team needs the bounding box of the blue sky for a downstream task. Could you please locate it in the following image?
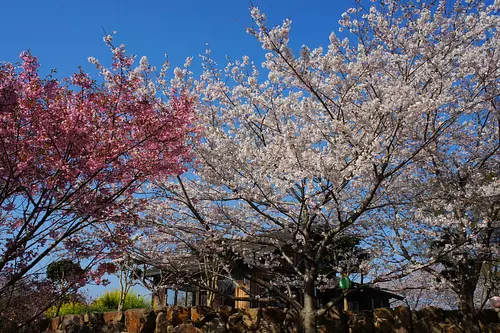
[2,0,354,78]
[1,0,354,300]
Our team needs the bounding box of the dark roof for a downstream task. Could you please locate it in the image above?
[354,285,405,301]
[144,268,162,278]
[321,282,404,301]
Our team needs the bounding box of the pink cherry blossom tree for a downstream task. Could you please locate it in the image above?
[137,1,499,332]
[0,34,196,327]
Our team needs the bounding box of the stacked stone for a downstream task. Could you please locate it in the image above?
[45,306,500,333]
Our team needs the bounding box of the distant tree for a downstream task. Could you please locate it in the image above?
[46,260,84,316]
[113,255,149,311]
[46,260,84,284]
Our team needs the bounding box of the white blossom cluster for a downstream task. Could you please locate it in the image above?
[132,0,499,317]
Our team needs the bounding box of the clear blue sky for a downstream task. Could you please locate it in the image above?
[1,0,354,300]
[1,0,354,78]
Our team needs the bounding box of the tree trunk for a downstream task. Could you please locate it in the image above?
[459,287,480,333]
[55,281,64,317]
[118,289,127,312]
[301,277,317,333]
[55,299,63,317]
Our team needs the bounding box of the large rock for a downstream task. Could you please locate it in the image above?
[261,307,285,324]
[50,317,60,332]
[46,306,500,333]
[241,308,260,331]
[414,306,444,333]
[477,309,498,324]
[373,308,394,333]
[346,311,373,333]
[59,314,84,333]
[102,311,125,333]
[442,324,467,333]
[441,310,464,333]
[393,306,412,333]
[83,312,104,331]
[258,320,281,333]
[282,308,301,333]
[226,313,246,333]
[217,306,234,324]
[226,309,261,333]
[167,306,191,327]
[190,306,216,326]
[258,309,282,333]
[480,322,500,333]
[201,318,227,333]
[317,307,346,333]
[36,318,50,333]
[172,323,203,333]
[154,307,168,315]
[124,308,156,333]
[155,312,168,333]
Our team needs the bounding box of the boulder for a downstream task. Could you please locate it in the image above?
[217,306,234,324]
[414,307,444,333]
[36,318,50,333]
[124,308,156,333]
[226,313,246,333]
[317,307,346,333]
[155,311,168,333]
[59,314,84,333]
[50,317,61,332]
[258,320,281,333]
[442,324,467,333]
[477,309,498,324]
[241,308,260,330]
[103,311,124,326]
[190,306,216,326]
[346,311,373,333]
[83,312,104,331]
[154,307,168,315]
[282,308,301,333]
[261,307,285,324]
[201,318,227,333]
[172,323,203,333]
[480,322,500,333]
[393,306,412,333]
[167,306,191,327]
[442,310,461,327]
[373,308,394,333]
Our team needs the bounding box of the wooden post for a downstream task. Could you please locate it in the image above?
[234,280,250,309]
[195,288,200,306]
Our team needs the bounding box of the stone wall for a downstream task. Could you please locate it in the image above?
[44,306,500,333]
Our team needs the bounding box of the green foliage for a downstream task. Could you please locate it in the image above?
[45,290,150,318]
[46,260,84,283]
[45,302,89,319]
[92,290,150,311]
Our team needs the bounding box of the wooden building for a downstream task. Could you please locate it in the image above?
[146,268,403,312]
[145,231,403,311]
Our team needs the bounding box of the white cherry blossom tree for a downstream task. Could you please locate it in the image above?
[138,1,500,331]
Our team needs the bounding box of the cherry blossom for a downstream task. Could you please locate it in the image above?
[0,36,196,326]
[138,1,499,331]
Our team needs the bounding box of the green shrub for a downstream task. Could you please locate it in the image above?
[45,290,150,318]
[92,290,150,311]
[45,302,89,318]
